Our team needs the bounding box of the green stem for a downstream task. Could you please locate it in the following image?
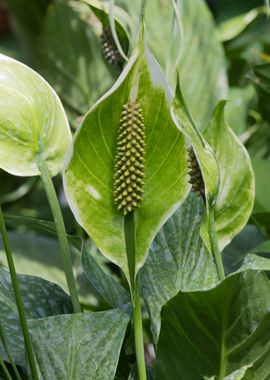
[0,323,21,380]
[124,213,147,380]
[0,206,39,380]
[0,356,12,380]
[36,155,81,313]
[208,207,225,281]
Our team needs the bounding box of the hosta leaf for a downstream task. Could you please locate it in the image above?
[0,267,72,366]
[0,54,71,176]
[156,270,270,380]
[201,101,255,251]
[140,193,218,344]
[29,308,130,380]
[63,35,188,282]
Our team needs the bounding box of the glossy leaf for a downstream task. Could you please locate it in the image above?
[63,36,188,282]
[202,102,255,251]
[29,308,130,380]
[156,270,270,379]
[140,193,218,344]
[0,267,72,366]
[0,54,71,177]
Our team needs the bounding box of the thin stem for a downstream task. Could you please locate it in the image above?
[124,212,147,380]
[0,206,39,380]
[0,323,22,380]
[0,356,12,380]
[109,0,129,62]
[133,277,147,380]
[208,207,225,281]
[36,155,81,313]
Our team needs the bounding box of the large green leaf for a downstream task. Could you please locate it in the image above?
[140,193,218,344]
[202,102,255,251]
[0,267,72,366]
[63,36,188,282]
[0,54,71,176]
[29,308,130,380]
[156,270,270,379]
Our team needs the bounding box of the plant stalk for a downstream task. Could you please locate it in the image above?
[124,212,147,380]
[0,206,39,380]
[36,156,81,313]
[0,355,12,380]
[0,323,22,380]
[208,207,225,281]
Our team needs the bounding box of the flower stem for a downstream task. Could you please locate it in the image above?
[0,323,22,380]
[208,207,225,281]
[0,355,12,380]
[124,212,147,380]
[0,206,39,380]
[36,155,81,313]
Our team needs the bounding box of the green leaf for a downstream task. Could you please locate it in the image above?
[82,245,130,308]
[174,0,228,129]
[0,54,71,177]
[63,36,188,282]
[172,81,219,206]
[0,231,76,292]
[156,270,270,379]
[140,0,227,129]
[250,63,270,123]
[218,7,266,42]
[252,158,270,213]
[34,1,118,122]
[29,308,130,380]
[222,225,264,274]
[140,193,218,344]
[224,365,254,380]
[0,267,72,366]
[201,102,255,251]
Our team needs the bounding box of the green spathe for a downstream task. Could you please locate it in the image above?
[0,54,71,177]
[63,36,189,283]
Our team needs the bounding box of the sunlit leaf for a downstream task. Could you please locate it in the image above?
[0,54,71,176]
